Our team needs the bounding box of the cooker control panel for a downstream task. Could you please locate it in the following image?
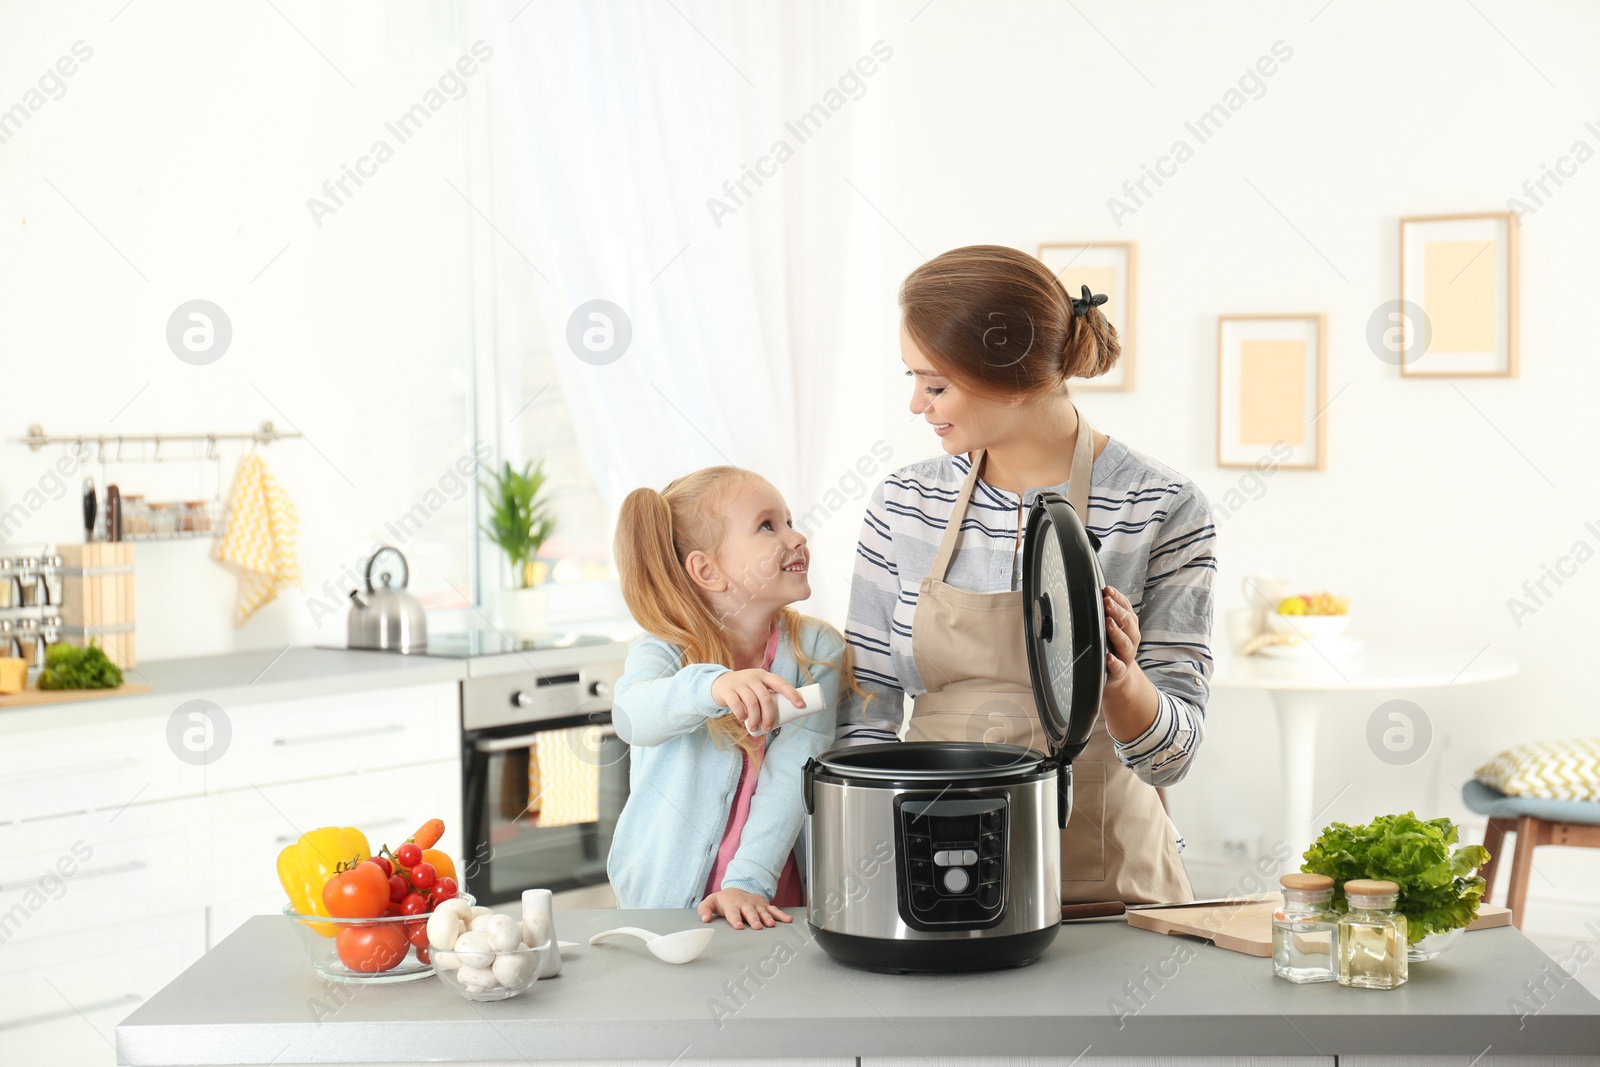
[896,795,1007,928]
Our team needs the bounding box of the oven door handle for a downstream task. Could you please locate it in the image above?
[474,725,619,753]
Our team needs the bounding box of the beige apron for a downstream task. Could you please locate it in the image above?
[905,410,1193,905]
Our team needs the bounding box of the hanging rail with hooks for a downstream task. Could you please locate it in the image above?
[12,420,302,460]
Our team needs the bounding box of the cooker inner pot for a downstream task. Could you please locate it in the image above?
[818,741,1047,781]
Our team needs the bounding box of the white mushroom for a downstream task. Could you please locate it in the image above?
[492,950,538,989]
[485,914,522,953]
[433,949,463,972]
[456,965,498,991]
[450,929,493,969]
[427,908,465,951]
[434,898,473,923]
[467,912,502,933]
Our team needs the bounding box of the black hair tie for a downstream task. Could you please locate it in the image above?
[1070,284,1107,318]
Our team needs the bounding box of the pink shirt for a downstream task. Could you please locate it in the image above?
[702,624,804,906]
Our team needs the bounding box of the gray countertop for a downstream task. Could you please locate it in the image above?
[0,647,467,735]
[116,910,1600,1064]
[1,626,641,737]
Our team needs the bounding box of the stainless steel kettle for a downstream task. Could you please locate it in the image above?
[347,545,427,653]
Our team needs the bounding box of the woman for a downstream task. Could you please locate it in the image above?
[838,245,1215,905]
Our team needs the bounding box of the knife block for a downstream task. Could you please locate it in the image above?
[57,543,137,669]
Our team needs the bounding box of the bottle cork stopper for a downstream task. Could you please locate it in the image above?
[1343,878,1399,896]
[1280,872,1333,891]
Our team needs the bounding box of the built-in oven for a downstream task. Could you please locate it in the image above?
[459,645,630,906]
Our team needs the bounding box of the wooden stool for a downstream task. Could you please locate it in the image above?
[1463,778,1600,929]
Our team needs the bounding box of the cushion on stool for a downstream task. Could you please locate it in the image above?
[1475,738,1600,802]
[1462,778,1600,825]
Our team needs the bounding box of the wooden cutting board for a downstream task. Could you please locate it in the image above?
[0,683,151,709]
[1125,893,1513,957]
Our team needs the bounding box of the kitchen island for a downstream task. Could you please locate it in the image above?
[117,909,1600,1066]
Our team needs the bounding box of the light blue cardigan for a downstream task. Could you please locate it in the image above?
[606,615,842,908]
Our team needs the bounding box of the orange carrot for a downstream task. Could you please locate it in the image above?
[410,818,444,849]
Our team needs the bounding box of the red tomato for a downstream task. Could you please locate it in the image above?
[322,860,390,919]
[404,918,429,948]
[432,877,458,903]
[400,892,428,916]
[411,862,437,890]
[388,874,409,903]
[416,944,430,965]
[396,843,422,868]
[336,923,409,973]
[370,855,393,877]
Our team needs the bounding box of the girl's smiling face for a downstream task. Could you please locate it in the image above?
[688,476,810,614]
[901,324,1025,455]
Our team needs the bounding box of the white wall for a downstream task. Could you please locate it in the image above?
[0,2,486,659]
[822,0,1599,931]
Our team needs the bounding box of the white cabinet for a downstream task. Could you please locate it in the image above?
[0,677,463,1067]
[0,796,211,938]
[0,907,205,1067]
[207,682,458,793]
[0,713,204,823]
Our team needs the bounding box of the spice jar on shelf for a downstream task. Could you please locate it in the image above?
[146,502,174,538]
[121,496,147,537]
[1336,879,1408,990]
[183,501,211,534]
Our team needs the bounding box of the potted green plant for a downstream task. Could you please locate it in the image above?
[1301,812,1490,962]
[480,459,557,633]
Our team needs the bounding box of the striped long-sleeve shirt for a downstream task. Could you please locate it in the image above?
[838,439,1217,787]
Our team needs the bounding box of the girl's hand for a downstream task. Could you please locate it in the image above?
[712,669,803,735]
[697,887,792,929]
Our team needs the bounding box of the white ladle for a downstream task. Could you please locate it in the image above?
[588,926,715,964]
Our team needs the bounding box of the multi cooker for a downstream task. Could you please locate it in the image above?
[803,491,1105,973]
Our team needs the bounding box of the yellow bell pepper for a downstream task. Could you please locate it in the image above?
[277,826,371,938]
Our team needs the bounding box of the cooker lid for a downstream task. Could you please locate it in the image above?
[1022,491,1105,766]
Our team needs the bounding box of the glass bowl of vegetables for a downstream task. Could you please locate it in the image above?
[284,903,448,983]
[283,845,471,984]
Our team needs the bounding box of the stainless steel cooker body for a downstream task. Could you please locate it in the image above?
[803,742,1068,973]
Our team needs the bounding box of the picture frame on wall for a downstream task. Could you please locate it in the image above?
[1398,212,1519,378]
[1037,241,1136,391]
[1217,314,1328,471]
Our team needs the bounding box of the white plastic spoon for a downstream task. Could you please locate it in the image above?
[587,926,715,964]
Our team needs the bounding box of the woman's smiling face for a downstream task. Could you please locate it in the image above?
[901,324,1023,455]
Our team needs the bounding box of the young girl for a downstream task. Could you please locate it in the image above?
[608,465,870,930]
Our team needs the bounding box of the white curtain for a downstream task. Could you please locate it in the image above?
[481,0,892,551]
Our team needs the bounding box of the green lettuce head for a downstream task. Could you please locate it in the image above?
[1301,812,1489,945]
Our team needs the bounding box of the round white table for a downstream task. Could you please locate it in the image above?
[1211,642,1519,869]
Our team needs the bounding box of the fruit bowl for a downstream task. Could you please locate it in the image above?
[1265,611,1350,640]
[435,938,555,1002]
[283,892,474,984]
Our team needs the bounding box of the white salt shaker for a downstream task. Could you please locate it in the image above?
[521,888,561,977]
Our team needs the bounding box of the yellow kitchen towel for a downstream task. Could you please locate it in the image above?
[214,453,301,624]
[530,726,601,828]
